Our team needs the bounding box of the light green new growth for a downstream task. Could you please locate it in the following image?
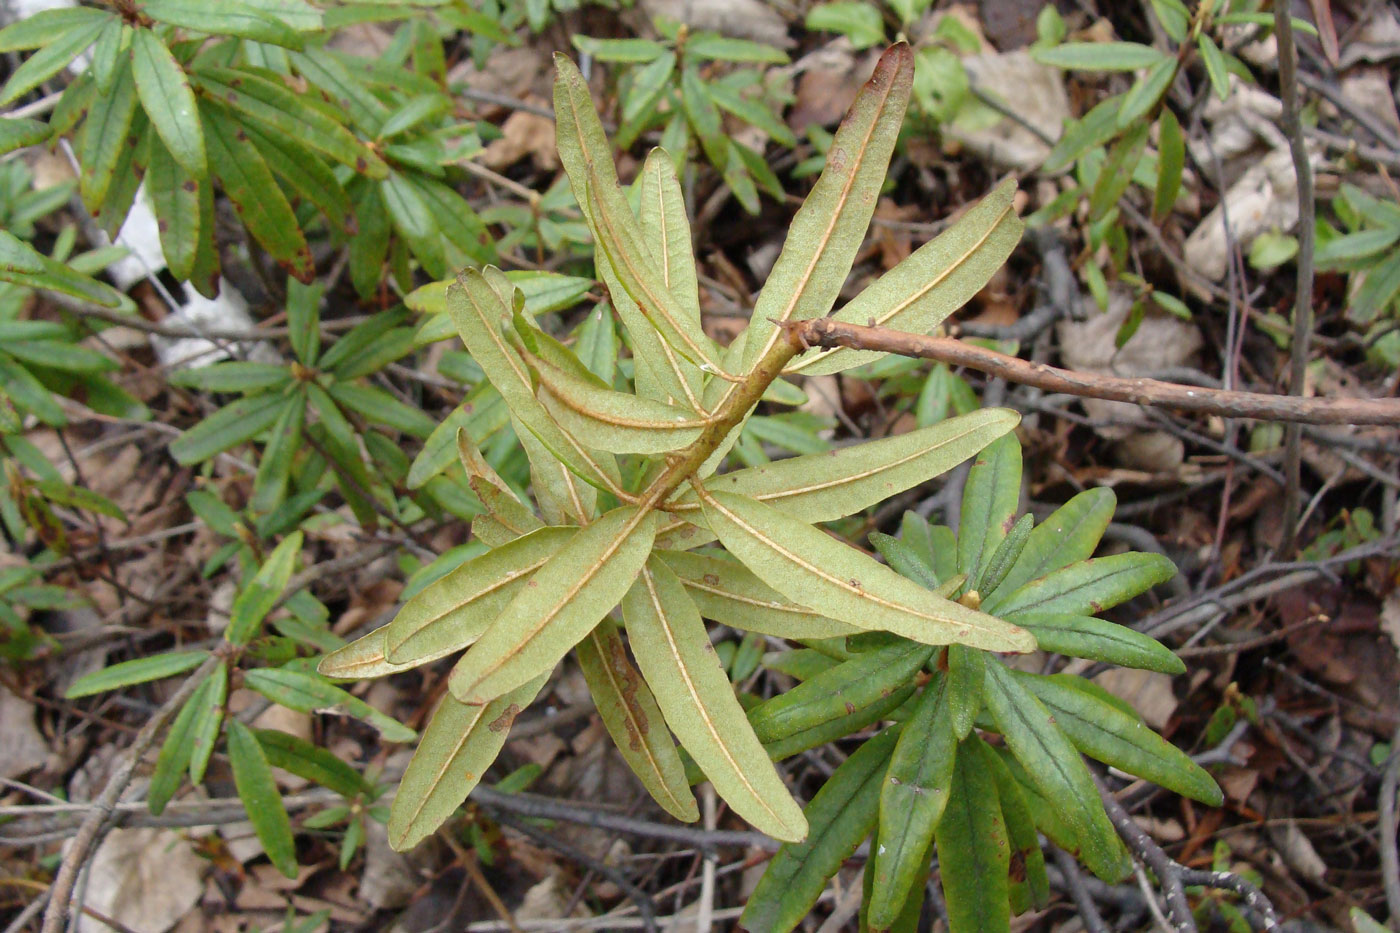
[321,41,1034,849]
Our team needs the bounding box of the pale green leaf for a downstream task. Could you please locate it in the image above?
[577,617,699,822]
[449,506,656,704]
[699,490,1034,652]
[741,43,913,377]
[667,408,1018,541]
[789,179,1022,375]
[384,526,574,666]
[388,673,547,850]
[623,557,807,842]
[658,549,857,640]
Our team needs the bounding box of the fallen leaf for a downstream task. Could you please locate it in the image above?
[0,685,48,780]
[75,828,203,933]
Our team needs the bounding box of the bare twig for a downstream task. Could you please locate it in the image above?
[469,787,775,850]
[490,809,659,933]
[1275,5,1318,553]
[1099,780,1279,933]
[1053,846,1111,933]
[41,653,224,933]
[1380,720,1400,931]
[786,319,1400,425]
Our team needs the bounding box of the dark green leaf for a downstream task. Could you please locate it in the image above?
[65,649,208,698]
[131,28,205,175]
[741,727,897,933]
[934,736,1010,933]
[202,102,314,282]
[228,719,299,878]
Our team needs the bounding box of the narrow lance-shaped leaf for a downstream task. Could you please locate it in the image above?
[658,549,857,640]
[243,667,415,743]
[979,513,1032,597]
[449,506,656,704]
[145,131,201,282]
[131,28,205,175]
[749,640,932,746]
[789,179,1023,376]
[982,661,1127,881]
[202,102,313,282]
[531,354,709,454]
[870,676,959,929]
[577,617,699,822]
[318,627,421,681]
[983,743,1050,912]
[945,644,984,740]
[741,727,898,933]
[227,719,299,878]
[1011,612,1184,674]
[934,736,1010,933]
[1017,672,1222,805]
[1154,107,1184,222]
[985,487,1115,608]
[447,268,626,498]
[388,673,548,851]
[188,662,227,784]
[991,552,1177,620]
[638,148,702,325]
[227,531,302,645]
[667,408,1019,532]
[699,490,1034,653]
[384,526,575,666]
[553,58,724,374]
[740,42,914,378]
[78,59,138,213]
[0,16,107,107]
[148,670,217,814]
[624,557,808,842]
[190,67,387,177]
[65,649,208,698]
[956,433,1022,595]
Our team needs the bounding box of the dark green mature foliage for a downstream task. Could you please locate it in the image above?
[742,436,1220,932]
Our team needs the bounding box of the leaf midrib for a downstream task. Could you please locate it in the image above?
[706,492,1016,641]
[639,564,789,828]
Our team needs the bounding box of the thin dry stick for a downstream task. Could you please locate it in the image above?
[1275,4,1318,552]
[41,653,224,933]
[1381,720,1400,931]
[786,318,1400,426]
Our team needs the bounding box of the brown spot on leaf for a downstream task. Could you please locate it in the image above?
[487,703,522,732]
[181,179,197,193]
[844,701,856,715]
[355,156,367,172]
[702,573,720,587]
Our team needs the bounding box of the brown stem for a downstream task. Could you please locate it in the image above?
[787,319,1400,426]
[1275,2,1318,553]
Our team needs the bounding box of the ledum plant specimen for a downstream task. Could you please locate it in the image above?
[321,43,1034,851]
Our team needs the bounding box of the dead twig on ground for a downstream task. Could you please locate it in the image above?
[1099,779,1279,933]
[40,653,224,933]
[786,318,1400,426]
[1275,5,1318,553]
[1380,720,1400,930]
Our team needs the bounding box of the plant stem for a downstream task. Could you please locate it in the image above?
[1274,0,1317,553]
[787,319,1397,425]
